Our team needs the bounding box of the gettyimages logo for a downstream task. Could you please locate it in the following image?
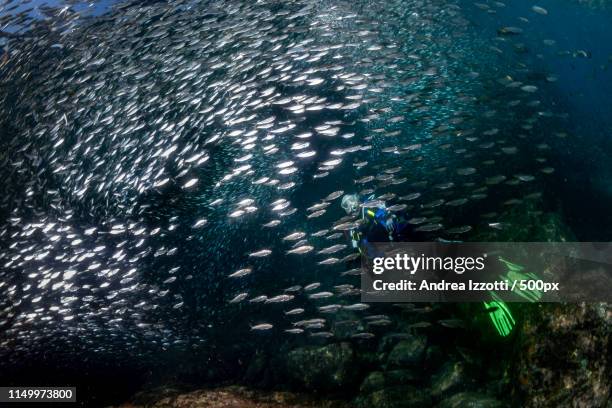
[372,253,487,275]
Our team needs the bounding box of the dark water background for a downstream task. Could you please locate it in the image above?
[1,0,611,406]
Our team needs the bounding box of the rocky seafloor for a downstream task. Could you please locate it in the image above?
[115,203,611,408]
[115,386,350,408]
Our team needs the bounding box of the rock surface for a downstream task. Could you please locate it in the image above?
[355,385,432,408]
[359,369,419,394]
[360,371,386,394]
[514,302,611,407]
[431,361,473,398]
[484,204,612,407]
[438,392,506,408]
[285,342,358,391]
[115,386,351,408]
[386,336,427,368]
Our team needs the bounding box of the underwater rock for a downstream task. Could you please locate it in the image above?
[386,336,427,368]
[378,333,411,354]
[437,392,506,408]
[359,369,420,394]
[487,202,612,406]
[431,361,474,399]
[424,345,445,372]
[515,302,611,407]
[356,350,386,367]
[360,371,386,394]
[285,342,358,391]
[355,385,432,408]
[118,385,351,407]
[383,369,420,386]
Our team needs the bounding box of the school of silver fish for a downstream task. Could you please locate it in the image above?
[0,0,578,365]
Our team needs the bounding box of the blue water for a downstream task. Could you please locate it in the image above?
[463,0,612,239]
[467,0,612,130]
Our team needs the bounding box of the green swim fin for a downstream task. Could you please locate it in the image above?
[498,257,542,302]
[483,292,515,337]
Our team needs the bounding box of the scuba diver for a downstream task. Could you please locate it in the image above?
[340,193,409,255]
[340,193,543,338]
